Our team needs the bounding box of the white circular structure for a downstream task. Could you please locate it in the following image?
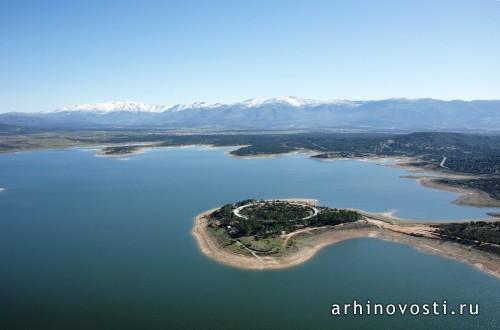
[232,201,318,221]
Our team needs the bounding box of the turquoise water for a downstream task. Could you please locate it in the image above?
[0,147,499,329]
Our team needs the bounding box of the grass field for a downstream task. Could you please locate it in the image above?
[239,236,285,254]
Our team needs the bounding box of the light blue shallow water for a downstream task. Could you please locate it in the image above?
[0,147,499,329]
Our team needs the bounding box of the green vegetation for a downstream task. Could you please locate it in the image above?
[433,221,500,255]
[207,200,362,256]
[239,236,284,254]
[308,207,361,226]
[240,202,313,222]
[210,199,258,220]
[206,226,251,256]
[209,200,361,239]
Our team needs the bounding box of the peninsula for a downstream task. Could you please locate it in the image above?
[192,199,500,278]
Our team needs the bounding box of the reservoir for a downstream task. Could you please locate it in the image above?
[0,147,499,329]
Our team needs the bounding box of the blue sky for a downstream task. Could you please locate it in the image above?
[1,0,499,112]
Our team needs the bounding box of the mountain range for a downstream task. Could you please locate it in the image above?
[1,97,499,131]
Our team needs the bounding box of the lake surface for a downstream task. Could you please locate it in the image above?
[0,147,499,329]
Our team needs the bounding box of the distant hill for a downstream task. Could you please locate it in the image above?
[1,97,499,131]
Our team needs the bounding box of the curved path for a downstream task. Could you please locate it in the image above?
[233,201,319,220]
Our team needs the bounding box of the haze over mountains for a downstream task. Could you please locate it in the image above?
[1,97,499,131]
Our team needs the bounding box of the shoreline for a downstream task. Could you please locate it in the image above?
[192,207,500,278]
[311,153,500,209]
[414,176,500,208]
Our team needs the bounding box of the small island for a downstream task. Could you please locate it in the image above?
[97,144,153,158]
[192,199,500,278]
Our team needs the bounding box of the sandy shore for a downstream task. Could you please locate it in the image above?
[192,207,500,278]
[413,176,500,208]
[364,156,500,208]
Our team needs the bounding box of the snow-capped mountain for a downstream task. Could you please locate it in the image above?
[237,96,320,108]
[52,96,363,113]
[167,101,224,112]
[1,97,500,131]
[54,96,321,113]
[57,101,168,113]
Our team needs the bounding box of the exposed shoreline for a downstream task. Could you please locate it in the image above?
[312,154,500,209]
[192,206,500,278]
[414,176,500,208]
